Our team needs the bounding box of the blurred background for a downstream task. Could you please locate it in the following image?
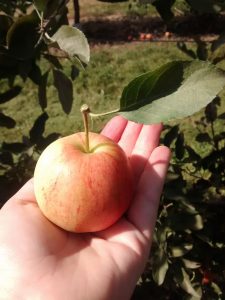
[1,1,225,298]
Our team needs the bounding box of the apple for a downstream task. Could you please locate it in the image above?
[33,131,134,233]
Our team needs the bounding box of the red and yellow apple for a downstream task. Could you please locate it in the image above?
[34,132,133,233]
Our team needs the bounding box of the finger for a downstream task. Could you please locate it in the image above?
[131,123,163,181]
[101,115,128,142]
[9,178,36,204]
[127,146,171,241]
[118,121,143,156]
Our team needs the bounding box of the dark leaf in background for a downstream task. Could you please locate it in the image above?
[163,125,179,147]
[0,85,22,104]
[53,69,73,114]
[29,63,42,85]
[18,60,33,81]
[185,145,201,161]
[71,65,80,80]
[0,15,13,44]
[0,151,13,165]
[152,0,175,22]
[167,213,203,231]
[196,39,208,61]
[201,149,223,171]
[37,132,61,151]
[97,0,128,3]
[186,0,224,14]
[44,132,60,145]
[38,71,49,110]
[196,133,211,143]
[29,112,48,144]
[6,12,40,60]
[218,112,225,119]
[211,31,225,52]
[175,132,185,160]
[0,112,16,128]
[2,142,27,153]
[205,102,217,122]
[44,0,67,19]
[177,42,196,59]
[33,0,49,12]
[44,54,63,69]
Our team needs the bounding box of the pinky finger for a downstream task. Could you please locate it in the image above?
[127,146,171,241]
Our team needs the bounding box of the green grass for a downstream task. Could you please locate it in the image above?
[1,42,193,144]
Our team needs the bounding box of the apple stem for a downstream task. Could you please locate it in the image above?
[89,108,120,118]
[80,104,90,153]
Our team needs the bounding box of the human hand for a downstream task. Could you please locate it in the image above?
[0,116,170,300]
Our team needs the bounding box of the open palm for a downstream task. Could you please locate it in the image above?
[0,116,170,300]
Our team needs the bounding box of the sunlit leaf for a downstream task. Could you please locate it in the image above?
[182,259,201,269]
[179,268,202,298]
[170,243,193,257]
[119,60,225,124]
[51,25,90,66]
[152,247,169,285]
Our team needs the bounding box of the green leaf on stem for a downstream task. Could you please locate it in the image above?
[51,25,90,67]
[119,60,225,124]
